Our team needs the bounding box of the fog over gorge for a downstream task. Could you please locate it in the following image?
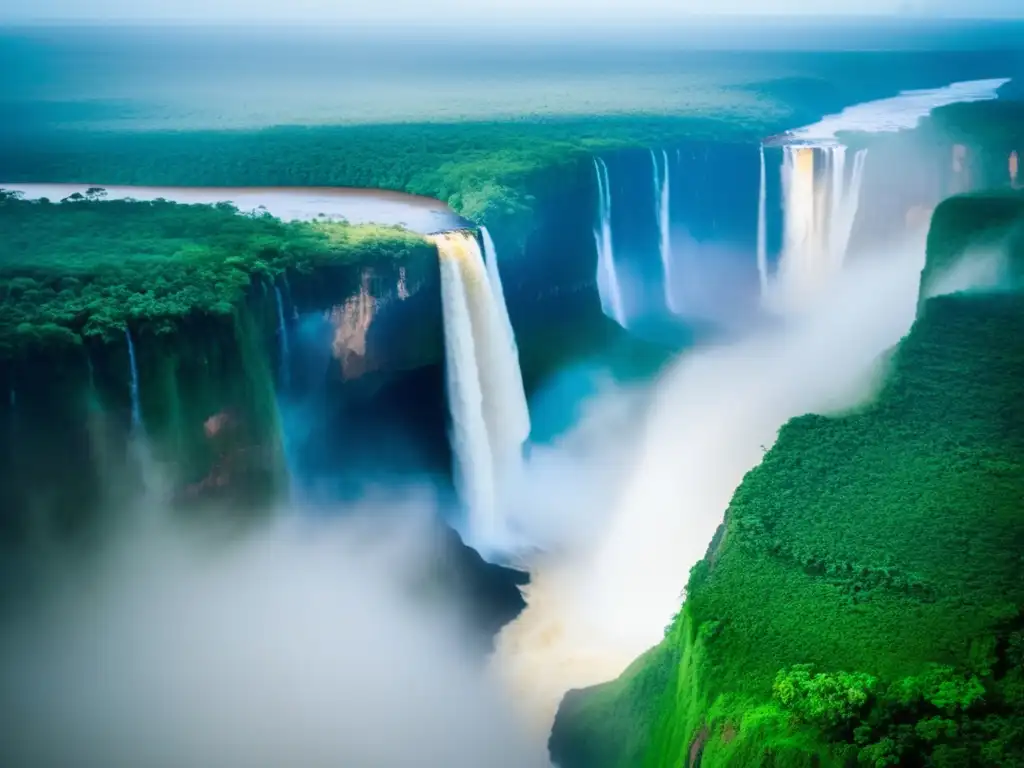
[493,233,917,729]
[0,501,551,768]
[0,6,1021,764]
[0,224,1011,767]
[492,226,1012,736]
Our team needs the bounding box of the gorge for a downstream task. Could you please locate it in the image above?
[1,48,1024,768]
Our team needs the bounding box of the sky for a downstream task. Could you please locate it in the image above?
[4,0,1023,23]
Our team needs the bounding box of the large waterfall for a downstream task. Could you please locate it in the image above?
[429,230,530,552]
[592,157,626,327]
[759,142,868,308]
[651,149,675,313]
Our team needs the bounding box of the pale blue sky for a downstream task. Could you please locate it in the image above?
[4,0,1023,23]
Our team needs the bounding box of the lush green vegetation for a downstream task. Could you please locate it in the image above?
[0,191,435,354]
[0,192,441,530]
[550,194,1024,767]
[4,97,1018,261]
[0,116,762,247]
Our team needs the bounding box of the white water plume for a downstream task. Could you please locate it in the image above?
[480,226,531,447]
[593,157,627,327]
[651,148,675,313]
[493,225,935,736]
[757,76,1007,310]
[431,231,530,554]
[0,493,550,768]
[757,144,769,297]
[767,144,868,310]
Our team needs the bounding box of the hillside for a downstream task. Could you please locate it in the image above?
[550,192,1024,767]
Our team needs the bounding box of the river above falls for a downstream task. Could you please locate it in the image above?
[0,183,472,234]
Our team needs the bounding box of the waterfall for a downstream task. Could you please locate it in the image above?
[125,329,142,431]
[480,228,517,356]
[828,145,847,269]
[429,230,530,552]
[770,143,868,307]
[757,145,769,296]
[651,149,675,313]
[273,283,291,389]
[779,145,818,298]
[827,148,868,268]
[479,226,532,502]
[592,157,626,327]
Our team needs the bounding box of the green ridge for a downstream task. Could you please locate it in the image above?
[550,191,1024,768]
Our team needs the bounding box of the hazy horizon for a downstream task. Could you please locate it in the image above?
[3,0,1023,25]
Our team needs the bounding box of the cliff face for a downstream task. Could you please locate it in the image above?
[550,192,1024,768]
[0,196,444,541]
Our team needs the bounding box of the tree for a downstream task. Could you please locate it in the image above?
[773,664,876,729]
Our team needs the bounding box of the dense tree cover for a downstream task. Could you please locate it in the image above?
[551,196,1024,768]
[0,116,760,246]
[0,192,434,355]
[0,193,440,533]
[3,99,1018,261]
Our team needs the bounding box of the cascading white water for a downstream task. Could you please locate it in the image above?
[766,143,869,308]
[125,329,142,431]
[273,283,291,389]
[492,225,933,739]
[831,148,869,269]
[778,145,820,301]
[480,226,531,450]
[651,149,675,313]
[430,231,530,552]
[592,157,626,327]
[479,228,518,358]
[828,145,847,269]
[757,145,768,297]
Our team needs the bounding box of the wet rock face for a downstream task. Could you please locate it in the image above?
[430,523,530,653]
[174,406,280,511]
[309,264,444,383]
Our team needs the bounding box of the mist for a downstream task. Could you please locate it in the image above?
[0,494,550,768]
[492,224,1010,733]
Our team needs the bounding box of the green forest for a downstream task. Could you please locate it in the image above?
[3,99,1020,251]
[0,191,435,356]
[551,191,1024,768]
[0,116,750,245]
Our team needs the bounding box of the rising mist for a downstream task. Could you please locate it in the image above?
[0,493,550,768]
[492,225,1011,735]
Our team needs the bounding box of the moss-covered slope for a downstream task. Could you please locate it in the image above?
[550,193,1024,768]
